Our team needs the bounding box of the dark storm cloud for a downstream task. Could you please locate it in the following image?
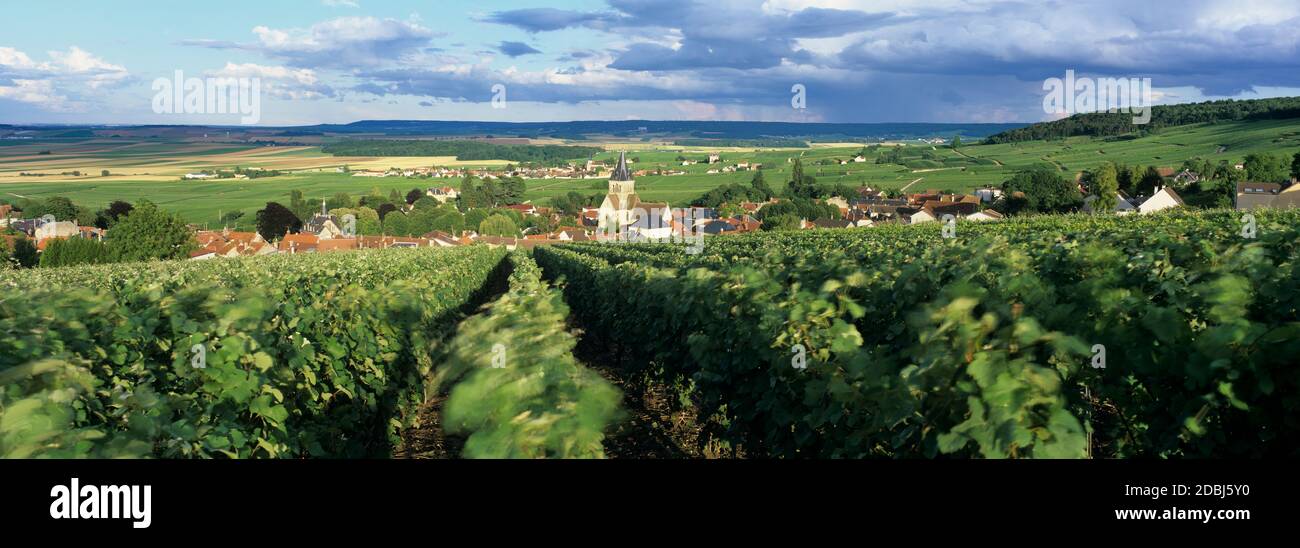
[498,41,542,57]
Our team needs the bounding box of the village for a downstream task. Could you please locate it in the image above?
[7,149,1292,264]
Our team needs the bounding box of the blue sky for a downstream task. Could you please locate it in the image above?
[2,0,1298,125]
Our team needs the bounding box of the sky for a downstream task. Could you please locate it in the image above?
[1,0,1298,125]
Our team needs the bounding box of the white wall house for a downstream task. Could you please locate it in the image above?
[1137,187,1185,214]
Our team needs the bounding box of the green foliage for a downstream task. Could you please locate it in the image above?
[39,237,112,268]
[464,209,490,231]
[987,96,1300,143]
[0,246,508,457]
[106,200,197,261]
[999,168,1083,215]
[537,208,1300,458]
[479,214,519,237]
[435,251,621,458]
[1088,162,1120,213]
[1244,152,1291,183]
[383,211,412,236]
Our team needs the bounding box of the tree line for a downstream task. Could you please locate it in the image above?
[986,97,1300,143]
[320,139,602,164]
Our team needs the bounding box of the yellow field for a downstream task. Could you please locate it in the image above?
[0,141,510,184]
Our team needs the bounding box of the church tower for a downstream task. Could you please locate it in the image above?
[608,151,635,195]
[598,151,640,233]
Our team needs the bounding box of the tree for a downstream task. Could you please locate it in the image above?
[478,214,519,237]
[1089,162,1120,213]
[376,202,398,221]
[219,210,245,225]
[41,197,81,222]
[1244,153,1290,183]
[328,192,354,210]
[406,208,439,235]
[760,214,801,231]
[412,196,440,210]
[107,200,197,261]
[464,209,490,231]
[1137,166,1164,195]
[289,190,308,219]
[523,214,557,234]
[383,212,412,236]
[9,238,38,268]
[431,211,466,235]
[101,169,111,177]
[389,188,403,205]
[998,168,1083,215]
[1292,152,1300,181]
[951,135,962,148]
[750,170,774,200]
[406,188,424,205]
[254,202,302,242]
[353,207,381,235]
[718,203,745,218]
[40,237,112,268]
[100,200,134,227]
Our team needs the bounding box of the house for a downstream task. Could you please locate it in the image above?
[551,228,590,241]
[966,209,1005,222]
[627,201,675,240]
[812,219,854,229]
[707,154,720,164]
[906,208,937,224]
[426,186,460,204]
[1235,182,1283,210]
[1173,169,1201,187]
[973,188,1003,203]
[190,229,277,259]
[278,233,320,254]
[825,196,850,210]
[184,173,217,180]
[303,201,345,239]
[1083,192,1138,214]
[701,219,739,235]
[676,207,717,229]
[419,230,464,247]
[35,220,79,241]
[853,155,867,163]
[317,238,359,252]
[1136,187,1185,214]
[504,203,538,216]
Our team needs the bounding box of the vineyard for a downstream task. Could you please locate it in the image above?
[536,208,1300,458]
[3,208,1298,458]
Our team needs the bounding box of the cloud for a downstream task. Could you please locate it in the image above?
[205,63,336,100]
[149,1,1300,122]
[0,46,130,111]
[480,8,620,32]
[184,16,438,69]
[322,0,359,7]
[498,41,542,58]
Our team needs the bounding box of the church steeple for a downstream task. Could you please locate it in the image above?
[611,151,633,182]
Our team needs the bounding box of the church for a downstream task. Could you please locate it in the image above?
[597,151,672,238]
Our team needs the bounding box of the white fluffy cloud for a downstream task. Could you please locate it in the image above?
[206,62,335,100]
[0,46,130,111]
[187,16,438,69]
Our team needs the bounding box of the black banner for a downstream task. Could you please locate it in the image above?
[0,459,1288,537]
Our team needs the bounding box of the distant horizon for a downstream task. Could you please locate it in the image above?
[4,1,1299,126]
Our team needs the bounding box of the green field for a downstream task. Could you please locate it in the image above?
[4,118,1300,227]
